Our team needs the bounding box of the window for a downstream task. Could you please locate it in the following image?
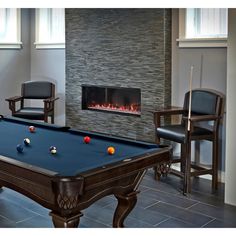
[35,8,65,49]
[0,8,21,49]
[178,8,228,48]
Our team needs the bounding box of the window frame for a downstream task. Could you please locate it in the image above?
[0,8,22,49]
[34,8,65,49]
[177,8,228,48]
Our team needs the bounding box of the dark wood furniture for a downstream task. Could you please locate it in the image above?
[6,81,59,124]
[0,116,171,228]
[153,89,225,194]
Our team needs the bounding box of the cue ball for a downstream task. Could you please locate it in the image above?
[84,136,91,144]
[24,138,30,145]
[107,146,115,155]
[50,146,57,154]
[29,126,35,133]
[16,144,24,153]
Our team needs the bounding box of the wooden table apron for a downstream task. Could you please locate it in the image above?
[0,146,170,228]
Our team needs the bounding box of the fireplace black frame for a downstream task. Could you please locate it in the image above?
[82,85,141,116]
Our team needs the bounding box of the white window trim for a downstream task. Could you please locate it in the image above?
[177,9,227,48]
[34,9,65,49]
[34,42,65,49]
[0,9,22,49]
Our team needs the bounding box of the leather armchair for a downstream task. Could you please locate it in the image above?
[6,81,59,124]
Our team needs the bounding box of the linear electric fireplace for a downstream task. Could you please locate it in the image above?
[82,85,141,116]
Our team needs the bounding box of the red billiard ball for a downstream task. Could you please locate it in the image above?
[29,126,35,133]
[84,136,91,144]
[107,146,115,155]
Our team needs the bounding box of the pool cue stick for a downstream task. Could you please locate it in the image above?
[187,66,194,131]
[184,65,194,195]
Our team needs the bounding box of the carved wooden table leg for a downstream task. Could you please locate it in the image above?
[49,211,83,228]
[113,191,138,227]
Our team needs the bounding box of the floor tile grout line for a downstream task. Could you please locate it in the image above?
[145,200,198,212]
[182,206,222,221]
[139,185,187,200]
[144,200,218,226]
[0,194,49,217]
[15,216,36,224]
[140,189,201,207]
[153,217,171,226]
[154,216,197,227]
[0,213,14,223]
[185,202,199,210]
[200,218,216,228]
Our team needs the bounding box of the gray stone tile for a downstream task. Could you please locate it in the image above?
[203,218,236,228]
[0,216,17,228]
[0,199,39,223]
[82,204,115,226]
[80,216,110,228]
[189,202,236,226]
[125,216,154,228]
[140,176,181,195]
[16,215,53,228]
[140,188,198,208]
[147,202,214,227]
[128,206,169,226]
[156,217,196,228]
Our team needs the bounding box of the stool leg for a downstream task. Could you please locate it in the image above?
[212,138,218,191]
[180,144,185,173]
[183,141,191,194]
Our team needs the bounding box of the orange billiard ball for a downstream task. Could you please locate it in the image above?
[29,126,35,133]
[84,136,91,144]
[107,146,115,155]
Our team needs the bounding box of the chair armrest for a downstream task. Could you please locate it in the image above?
[182,115,219,122]
[5,96,23,102]
[43,97,59,103]
[152,106,184,116]
[153,106,184,128]
[5,96,23,114]
[43,97,59,113]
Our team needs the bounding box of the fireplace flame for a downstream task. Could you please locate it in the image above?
[88,103,141,114]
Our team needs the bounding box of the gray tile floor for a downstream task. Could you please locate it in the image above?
[0,169,236,228]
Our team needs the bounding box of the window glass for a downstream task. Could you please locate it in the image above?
[186,8,228,39]
[0,8,19,43]
[35,8,65,48]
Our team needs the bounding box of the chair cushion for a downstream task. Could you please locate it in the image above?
[13,107,50,120]
[157,125,213,144]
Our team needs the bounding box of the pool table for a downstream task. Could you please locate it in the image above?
[0,116,171,227]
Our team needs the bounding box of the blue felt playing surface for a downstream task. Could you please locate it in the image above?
[0,118,160,176]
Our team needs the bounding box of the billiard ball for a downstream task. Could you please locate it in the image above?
[16,144,24,153]
[50,146,57,154]
[24,138,30,145]
[107,146,115,155]
[29,126,35,133]
[84,136,91,144]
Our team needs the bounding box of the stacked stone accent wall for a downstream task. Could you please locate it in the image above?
[66,9,171,142]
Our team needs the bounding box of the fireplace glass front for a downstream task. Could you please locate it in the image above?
[82,85,141,116]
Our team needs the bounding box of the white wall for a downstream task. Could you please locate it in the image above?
[225,9,236,206]
[0,9,31,116]
[30,9,66,125]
